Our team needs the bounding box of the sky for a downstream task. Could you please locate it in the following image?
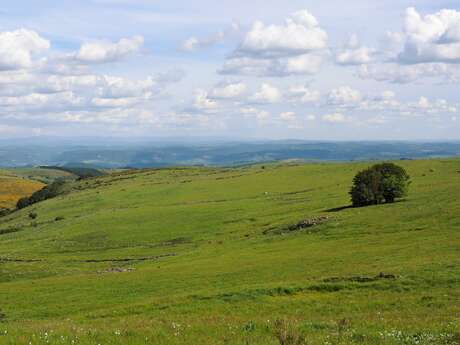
[1,0,460,141]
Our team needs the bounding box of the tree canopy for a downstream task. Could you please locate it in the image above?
[350,163,410,207]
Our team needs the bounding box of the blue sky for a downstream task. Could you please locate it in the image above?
[0,0,460,140]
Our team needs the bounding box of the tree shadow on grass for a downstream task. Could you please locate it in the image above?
[324,205,353,212]
[325,199,407,212]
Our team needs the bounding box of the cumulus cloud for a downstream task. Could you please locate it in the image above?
[279,54,323,75]
[181,23,240,52]
[95,75,157,99]
[75,35,144,63]
[241,107,270,121]
[336,34,375,65]
[235,10,327,58]
[398,7,460,64]
[191,89,220,112]
[219,54,323,77]
[250,83,282,104]
[0,29,50,70]
[182,33,224,52]
[327,86,362,106]
[322,112,347,123]
[357,62,460,83]
[410,96,457,114]
[220,10,327,77]
[287,85,320,103]
[279,111,296,121]
[209,81,247,100]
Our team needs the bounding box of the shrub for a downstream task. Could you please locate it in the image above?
[28,212,37,219]
[350,163,410,207]
[16,178,66,210]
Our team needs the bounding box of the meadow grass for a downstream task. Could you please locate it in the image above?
[0,159,459,344]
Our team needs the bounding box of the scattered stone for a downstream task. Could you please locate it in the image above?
[263,216,331,235]
[286,216,330,231]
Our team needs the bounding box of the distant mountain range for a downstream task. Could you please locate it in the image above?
[1,140,460,168]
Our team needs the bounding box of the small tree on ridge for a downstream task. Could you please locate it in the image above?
[350,162,410,207]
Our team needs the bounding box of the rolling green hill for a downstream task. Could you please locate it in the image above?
[0,159,459,344]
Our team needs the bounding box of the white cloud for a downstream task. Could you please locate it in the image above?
[280,54,323,75]
[0,91,84,110]
[250,83,282,103]
[235,10,327,59]
[181,33,224,52]
[358,90,401,112]
[192,89,219,112]
[209,81,247,99]
[322,112,347,123]
[336,34,375,65]
[410,96,457,114]
[287,85,320,103]
[398,7,460,64]
[0,29,50,70]
[181,23,240,52]
[279,111,296,121]
[241,107,270,120]
[357,63,460,83]
[220,10,326,77]
[76,35,144,63]
[95,75,157,99]
[327,86,362,106]
[219,54,322,77]
[91,97,140,108]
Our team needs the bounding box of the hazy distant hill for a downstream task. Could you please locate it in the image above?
[1,140,460,168]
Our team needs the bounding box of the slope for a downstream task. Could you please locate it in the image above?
[0,159,459,344]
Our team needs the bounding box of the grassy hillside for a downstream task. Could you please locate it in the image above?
[0,159,459,344]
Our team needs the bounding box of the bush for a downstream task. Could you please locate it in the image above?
[28,212,37,219]
[16,178,66,210]
[350,163,410,207]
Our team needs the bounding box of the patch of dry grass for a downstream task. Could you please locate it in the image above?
[0,177,44,209]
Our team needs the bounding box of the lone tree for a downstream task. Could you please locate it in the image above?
[350,163,410,207]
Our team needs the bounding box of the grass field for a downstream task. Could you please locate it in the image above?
[0,159,459,344]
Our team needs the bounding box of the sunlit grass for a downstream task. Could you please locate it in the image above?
[0,159,459,344]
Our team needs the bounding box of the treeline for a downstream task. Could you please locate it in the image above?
[16,179,66,210]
